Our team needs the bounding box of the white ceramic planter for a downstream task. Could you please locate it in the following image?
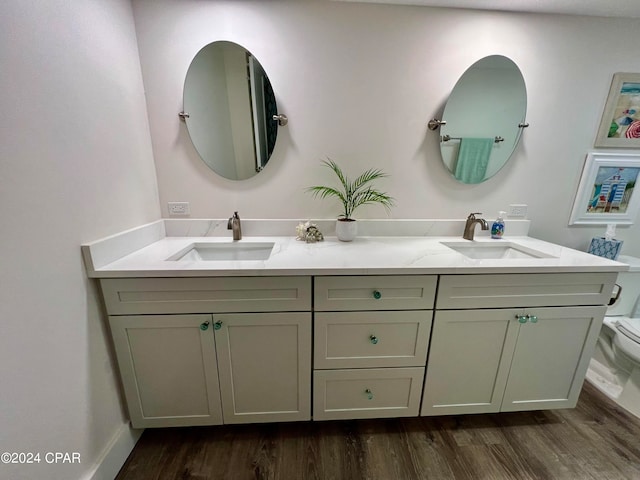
[335,219,357,242]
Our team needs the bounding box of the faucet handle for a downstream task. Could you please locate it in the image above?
[468,212,482,219]
[227,211,242,240]
[228,211,240,228]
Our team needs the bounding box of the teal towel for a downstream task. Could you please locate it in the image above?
[454,138,494,183]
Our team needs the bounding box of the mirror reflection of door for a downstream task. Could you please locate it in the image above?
[183,41,279,180]
[248,56,277,172]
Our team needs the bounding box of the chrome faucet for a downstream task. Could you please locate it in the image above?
[463,212,489,240]
[227,211,242,240]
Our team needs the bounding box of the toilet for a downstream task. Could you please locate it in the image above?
[587,255,640,418]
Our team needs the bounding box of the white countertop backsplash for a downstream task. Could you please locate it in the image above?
[81,219,628,278]
[162,218,532,238]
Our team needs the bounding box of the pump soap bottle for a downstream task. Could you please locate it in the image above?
[491,211,506,239]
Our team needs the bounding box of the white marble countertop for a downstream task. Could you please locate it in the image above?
[83,224,629,278]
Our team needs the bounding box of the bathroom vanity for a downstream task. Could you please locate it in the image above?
[83,220,626,428]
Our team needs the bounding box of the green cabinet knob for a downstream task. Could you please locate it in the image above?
[214,321,222,330]
[373,290,382,299]
[365,388,374,400]
[370,335,379,345]
[200,321,210,331]
[515,314,538,324]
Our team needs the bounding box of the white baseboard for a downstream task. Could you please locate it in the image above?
[82,424,144,480]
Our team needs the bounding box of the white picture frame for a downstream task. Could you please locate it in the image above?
[569,152,640,225]
[594,73,640,148]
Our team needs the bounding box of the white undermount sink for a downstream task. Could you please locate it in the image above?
[441,241,554,260]
[167,242,275,262]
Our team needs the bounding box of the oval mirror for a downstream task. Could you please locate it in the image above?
[439,55,527,184]
[182,41,282,181]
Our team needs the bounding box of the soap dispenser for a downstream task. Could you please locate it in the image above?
[491,211,506,239]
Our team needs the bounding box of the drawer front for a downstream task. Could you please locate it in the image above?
[101,277,311,315]
[437,272,617,309]
[313,367,424,420]
[314,311,432,369]
[314,275,437,311]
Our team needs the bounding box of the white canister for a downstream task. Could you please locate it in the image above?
[335,219,357,242]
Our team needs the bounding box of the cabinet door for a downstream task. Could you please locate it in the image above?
[214,312,311,423]
[421,309,520,416]
[501,306,606,411]
[109,314,223,428]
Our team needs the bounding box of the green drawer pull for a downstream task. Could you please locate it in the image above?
[516,315,528,324]
[200,321,210,331]
[370,335,379,345]
[214,321,223,330]
[529,315,538,323]
[373,290,382,299]
[365,388,374,400]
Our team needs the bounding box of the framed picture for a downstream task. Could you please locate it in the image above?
[569,152,640,225]
[595,73,640,148]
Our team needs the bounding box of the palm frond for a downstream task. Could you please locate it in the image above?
[351,168,388,194]
[351,188,394,214]
[306,159,394,219]
[321,159,348,191]
[306,185,346,203]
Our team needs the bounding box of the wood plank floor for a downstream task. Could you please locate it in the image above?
[116,382,640,480]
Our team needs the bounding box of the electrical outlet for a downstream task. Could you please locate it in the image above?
[508,204,528,218]
[168,202,190,216]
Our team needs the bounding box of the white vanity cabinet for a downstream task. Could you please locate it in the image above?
[421,272,616,416]
[100,269,616,426]
[312,275,436,420]
[102,277,312,428]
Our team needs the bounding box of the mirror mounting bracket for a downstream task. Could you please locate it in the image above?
[273,114,288,126]
[427,118,446,131]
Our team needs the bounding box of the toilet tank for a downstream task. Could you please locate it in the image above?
[608,255,640,316]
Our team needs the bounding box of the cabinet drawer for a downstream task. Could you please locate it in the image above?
[436,272,617,309]
[314,275,437,311]
[313,367,424,420]
[314,311,432,369]
[101,277,311,315]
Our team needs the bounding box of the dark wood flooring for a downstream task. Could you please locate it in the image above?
[116,382,640,480]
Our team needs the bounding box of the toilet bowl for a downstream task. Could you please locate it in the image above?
[614,316,640,363]
[587,255,640,419]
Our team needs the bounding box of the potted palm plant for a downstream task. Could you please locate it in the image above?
[306,159,394,241]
